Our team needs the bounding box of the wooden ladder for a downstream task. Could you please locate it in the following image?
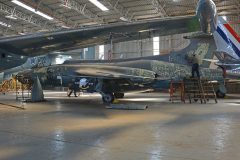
[201,79,218,103]
[169,80,185,103]
[183,78,217,104]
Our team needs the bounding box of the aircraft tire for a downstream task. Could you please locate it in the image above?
[194,99,198,102]
[114,93,124,99]
[216,90,225,98]
[102,92,114,104]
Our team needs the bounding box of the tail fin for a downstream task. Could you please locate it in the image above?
[162,36,217,69]
[213,16,240,60]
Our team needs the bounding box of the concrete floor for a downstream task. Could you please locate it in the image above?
[0,91,240,160]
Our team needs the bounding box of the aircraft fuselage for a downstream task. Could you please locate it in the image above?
[17,59,224,93]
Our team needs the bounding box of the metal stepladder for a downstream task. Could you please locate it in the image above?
[200,78,218,103]
[15,76,32,101]
[169,80,185,103]
[183,77,217,104]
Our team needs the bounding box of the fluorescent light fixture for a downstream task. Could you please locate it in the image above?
[61,25,71,29]
[0,21,11,28]
[6,15,17,20]
[18,32,26,35]
[12,0,54,20]
[53,51,64,54]
[120,17,128,22]
[139,29,154,33]
[88,0,109,11]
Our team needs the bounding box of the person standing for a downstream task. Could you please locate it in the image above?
[191,54,200,78]
[67,80,78,97]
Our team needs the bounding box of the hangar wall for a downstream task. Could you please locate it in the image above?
[228,16,240,35]
[94,15,239,60]
[95,16,240,59]
[111,39,153,58]
[95,33,192,59]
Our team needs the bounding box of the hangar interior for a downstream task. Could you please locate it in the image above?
[0,0,239,60]
[0,0,240,160]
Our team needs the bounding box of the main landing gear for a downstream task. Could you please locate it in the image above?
[102,92,114,103]
[216,90,226,98]
[101,92,125,103]
[216,84,226,98]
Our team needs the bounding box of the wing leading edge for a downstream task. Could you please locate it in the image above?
[0,16,200,56]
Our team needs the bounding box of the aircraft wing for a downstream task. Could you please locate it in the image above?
[0,16,200,56]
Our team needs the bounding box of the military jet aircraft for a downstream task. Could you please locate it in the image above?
[17,0,234,104]
[15,0,235,103]
[17,35,226,103]
[0,0,218,72]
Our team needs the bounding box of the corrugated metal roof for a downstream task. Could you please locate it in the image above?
[0,0,239,36]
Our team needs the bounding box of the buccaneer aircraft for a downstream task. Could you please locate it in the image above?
[16,0,238,103]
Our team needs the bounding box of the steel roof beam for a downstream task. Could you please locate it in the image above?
[0,16,31,36]
[60,0,104,25]
[0,23,16,36]
[0,2,59,31]
[104,0,135,22]
[231,0,240,17]
[12,0,75,28]
[150,0,168,17]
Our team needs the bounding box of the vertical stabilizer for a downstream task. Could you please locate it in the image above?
[156,36,217,69]
[213,16,240,60]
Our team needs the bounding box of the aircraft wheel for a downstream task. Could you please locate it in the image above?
[102,93,114,104]
[216,90,225,98]
[114,93,124,98]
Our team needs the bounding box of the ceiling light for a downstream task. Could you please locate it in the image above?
[6,15,17,20]
[120,17,128,22]
[88,0,109,11]
[139,29,153,33]
[0,21,11,28]
[53,51,64,54]
[61,25,71,29]
[12,0,54,20]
